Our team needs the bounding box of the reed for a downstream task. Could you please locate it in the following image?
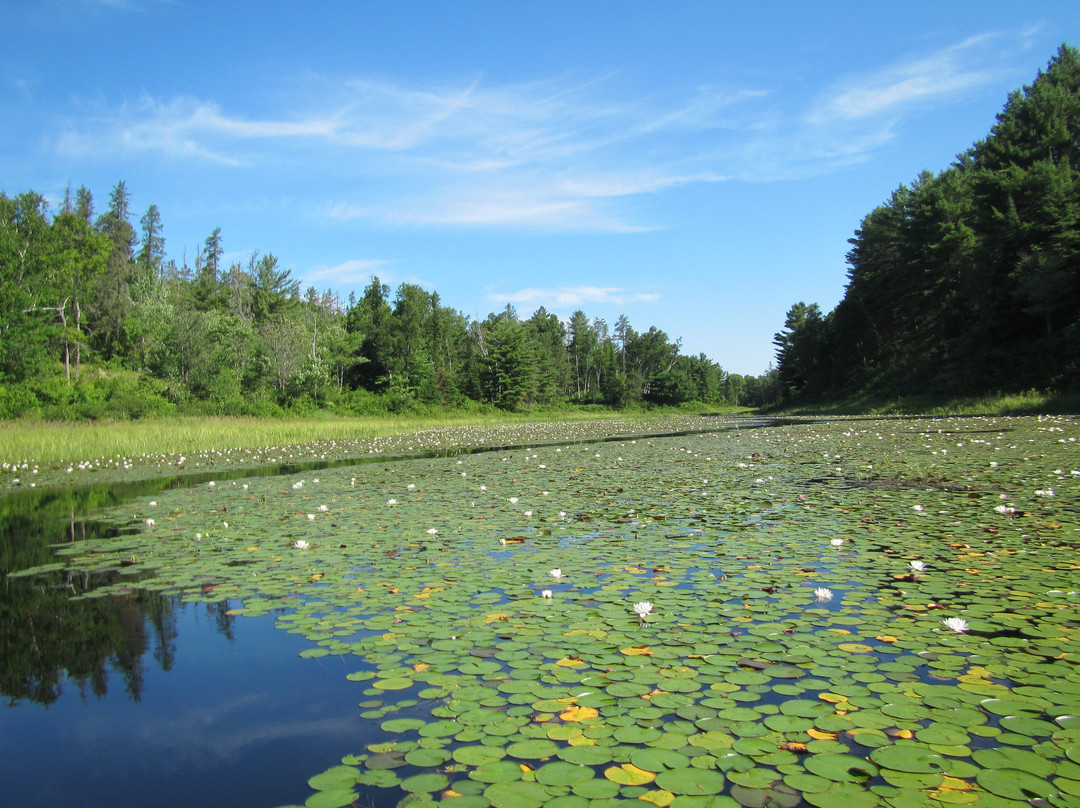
[0,411,638,466]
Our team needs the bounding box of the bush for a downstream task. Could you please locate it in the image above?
[0,385,42,419]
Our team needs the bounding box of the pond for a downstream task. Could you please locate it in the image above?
[2,415,1078,808]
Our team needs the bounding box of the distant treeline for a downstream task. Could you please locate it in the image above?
[774,45,1080,402]
[0,182,775,420]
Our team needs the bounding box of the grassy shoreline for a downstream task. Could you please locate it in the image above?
[765,389,1080,416]
[0,407,747,490]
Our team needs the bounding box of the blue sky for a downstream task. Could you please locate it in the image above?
[4,1,1078,375]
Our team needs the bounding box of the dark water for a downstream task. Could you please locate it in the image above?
[0,600,374,808]
[0,477,381,808]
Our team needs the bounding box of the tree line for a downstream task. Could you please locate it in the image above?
[0,183,775,419]
[774,45,1080,402]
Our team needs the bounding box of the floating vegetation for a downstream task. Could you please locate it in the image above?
[11,414,1080,807]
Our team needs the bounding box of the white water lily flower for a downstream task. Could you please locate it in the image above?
[912,504,924,512]
[830,538,844,547]
[387,498,398,505]
[307,513,315,520]
[549,568,564,580]
[144,518,155,525]
[407,484,416,489]
[540,589,553,598]
[909,560,927,574]
[524,510,533,517]
[1035,488,1055,497]
[426,528,439,536]
[995,504,1016,515]
[293,539,311,549]
[942,617,969,633]
[509,497,519,504]
[318,504,328,512]
[814,587,834,602]
[149,501,157,506]
[633,601,654,617]
[480,485,487,491]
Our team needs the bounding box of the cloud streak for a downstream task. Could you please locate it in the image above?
[491,285,661,308]
[49,30,1035,227]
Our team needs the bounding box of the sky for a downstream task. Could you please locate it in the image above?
[4,1,1079,375]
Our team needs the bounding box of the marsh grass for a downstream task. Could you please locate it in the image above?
[0,409,676,467]
[773,389,1079,417]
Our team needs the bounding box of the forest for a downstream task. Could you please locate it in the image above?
[0,187,772,421]
[774,45,1080,403]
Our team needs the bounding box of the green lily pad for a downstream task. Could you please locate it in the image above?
[655,768,727,794]
[870,744,948,773]
[975,768,1057,800]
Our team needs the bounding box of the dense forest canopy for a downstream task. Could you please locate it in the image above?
[774,45,1080,402]
[0,182,772,419]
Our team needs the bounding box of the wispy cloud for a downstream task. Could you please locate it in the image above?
[811,34,1010,124]
[491,285,661,308]
[300,258,392,287]
[52,75,745,231]
[48,29,1037,227]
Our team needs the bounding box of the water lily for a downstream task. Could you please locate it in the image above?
[549,568,564,580]
[293,539,311,549]
[909,560,927,575]
[994,504,1016,515]
[540,589,553,598]
[942,617,969,633]
[633,601,654,617]
[318,504,328,512]
[387,498,398,505]
[508,497,519,504]
[830,538,844,547]
[426,528,439,536]
[307,513,315,520]
[144,518,155,525]
[814,587,834,602]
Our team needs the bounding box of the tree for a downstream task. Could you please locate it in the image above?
[93,181,136,359]
[0,192,54,382]
[248,252,299,325]
[567,310,597,400]
[136,205,165,284]
[479,316,537,410]
[47,211,110,380]
[191,227,224,311]
[345,276,393,390]
[525,307,570,403]
[773,302,824,398]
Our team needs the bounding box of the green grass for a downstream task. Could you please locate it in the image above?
[768,389,1080,417]
[0,407,741,468]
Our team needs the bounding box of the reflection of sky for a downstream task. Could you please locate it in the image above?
[0,603,381,808]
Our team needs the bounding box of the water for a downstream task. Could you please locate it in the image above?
[0,478,382,808]
[0,600,375,808]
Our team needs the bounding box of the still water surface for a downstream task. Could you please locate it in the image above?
[0,470,381,808]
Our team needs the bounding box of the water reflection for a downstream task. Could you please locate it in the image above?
[0,482,378,808]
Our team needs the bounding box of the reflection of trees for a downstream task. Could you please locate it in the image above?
[0,483,235,706]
